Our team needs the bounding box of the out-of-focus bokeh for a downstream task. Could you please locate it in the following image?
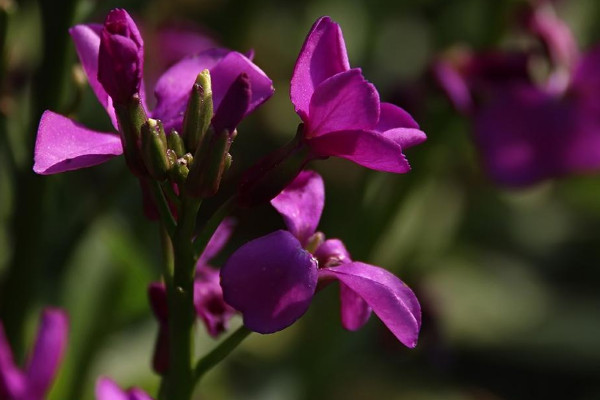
[2,0,600,399]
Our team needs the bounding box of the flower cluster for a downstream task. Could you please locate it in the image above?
[30,8,426,399]
[434,2,600,187]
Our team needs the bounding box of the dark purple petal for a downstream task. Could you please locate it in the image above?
[572,44,600,99]
[290,16,350,118]
[33,111,123,175]
[147,283,168,374]
[307,69,379,137]
[69,24,118,129]
[313,238,351,267]
[24,308,68,399]
[271,170,324,245]
[98,9,144,104]
[339,282,372,331]
[148,283,167,323]
[153,49,273,132]
[0,324,25,399]
[212,73,251,133]
[307,129,411,173]
[194,266,236,337]
[319,262,421,347]
[221,230,318,333]
[197,218,236,265]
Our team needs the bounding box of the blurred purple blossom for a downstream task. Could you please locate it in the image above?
[95,377,153,400]
[221,171,421,347]
[290,17,426,173]
[434,3,600,186]
[33,9,273,175]
[0,308,68,400]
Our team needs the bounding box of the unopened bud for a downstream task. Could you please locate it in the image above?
[185,127,231,198]
[182,69,213,153]
[169,157,190,184]
[141,119,169,181]
[167,130,186,158]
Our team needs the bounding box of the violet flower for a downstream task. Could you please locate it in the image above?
[148,219,236,374]
[221,171,421,347]
[290,17,426,173]
[95,377,153,400]
[0,308,68,400]
[33,8,273,175]
[434,4,600,186]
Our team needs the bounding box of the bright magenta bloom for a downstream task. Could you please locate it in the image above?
[0,309,68,400]
[33,9,273,175]
[95,377,152,400]
[221,171,421,347]
[290,17,426,173]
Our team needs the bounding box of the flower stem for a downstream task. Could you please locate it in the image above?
[164,195,201,400]
[193,325,251,382]
[146,178,176,238]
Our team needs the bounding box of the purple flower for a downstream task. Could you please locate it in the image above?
[33,9,274,175]
[290,17,426,173]
[95,377,153,400]
[148,219,236,374]
[0,308,68,400]
[434,4,600,186]
[98,9,144,104]
[221,171,421,347]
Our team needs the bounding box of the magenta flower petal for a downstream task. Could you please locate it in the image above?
[221,230,318,333]
[307,129,410,173]
[197,218,236,265]
[33,111,122,175]
[69,24,119,129]
[432,59,473,113]
[194,266,236,337]
[0,325,25,399]
[377,103,427,150]
[319,262,421,348]
[153,49,273,131]
[98,9,144,103]
[307,69,379,137]
[96,377,153,400]
[271,170,324,245]
[290,16,350,118]
[24,309,68,399]
[339,283,372,331]
[156,26,218,69]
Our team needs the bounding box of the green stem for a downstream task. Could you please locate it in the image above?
[192,195,237,258]
[159,225,174,286]
[193,325,251,382]
[164,196,201,400]
[146,179,176,238]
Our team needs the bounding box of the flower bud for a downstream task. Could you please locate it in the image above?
[185,127,232,198]
[182,70,213,153]
[98,9,144,103]
[167,130,186,158]
[141,119,169,181]
[114,94,148,177]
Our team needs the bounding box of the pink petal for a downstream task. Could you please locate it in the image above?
[313,239,351,267]
[307,129,411,173]
[340,282,372,331]
[432,59,473,114]
[319,262,421,347]
[24,308,68,399]
[221,230,318,334]
[194,266,236,337]
[95,377,129,400]
[308,69,379,137]
[377,103,426,150]
[0,324,25,399]
[34,111,122,175]
[69,24,118,130]
[271,170,324,245]
[290,16,350,118]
